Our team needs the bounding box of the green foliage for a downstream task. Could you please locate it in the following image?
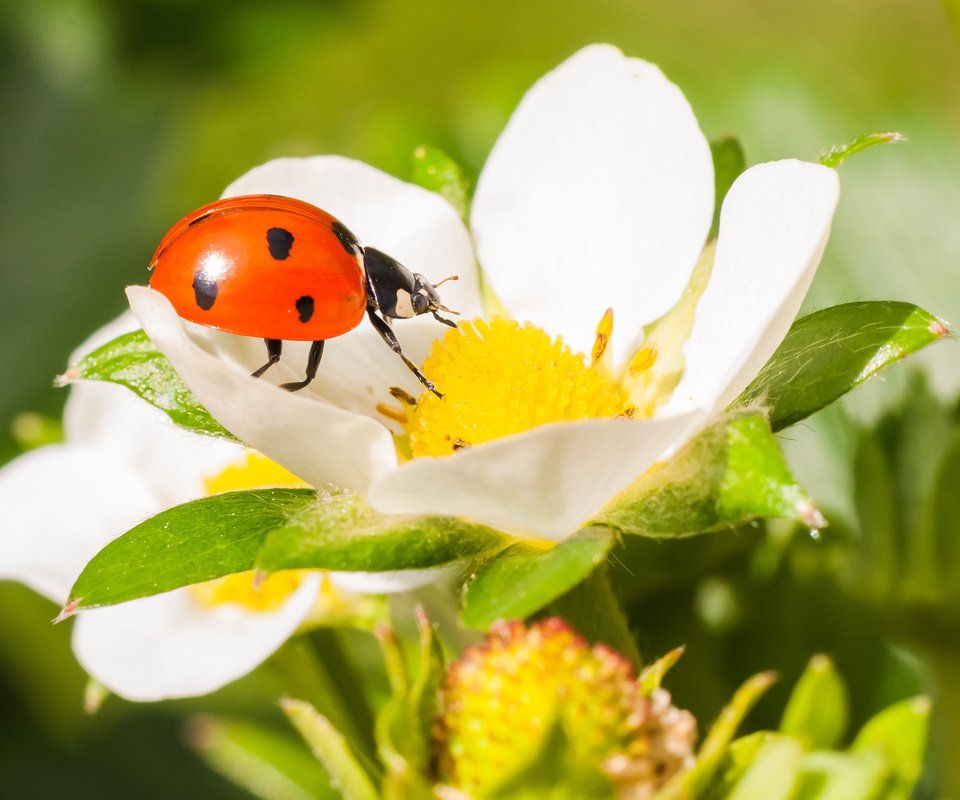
[779,655,849,749]
[597,412,818,538]
[709,136,747,240]
[62,329,237,441]
[188,716,338,800]
[459,527,615,629]
[409,145,470,221]
[67,489,505,611]
[818,132,905,168]
[735,302,947,432]
[10,412,64,451]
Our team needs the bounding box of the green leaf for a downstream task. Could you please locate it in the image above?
[597,413,819,538]
[709,136,747,240]
[281,699,379,800]
[780,654,849,749]
[851,696,930,798]
[67,489,504,611]
[726,737,804,800]
[460,527,615,629]
[410,145,470,221]
[655,672,777,800]
[67,488,318,611]
[818,132,905,168]
[256,493,506,573]
[488,720,613,800]
[60,329,236,441]
[794,751,889,800]
[188,715,338,800]
[735,302,948,432]
[375,612,445,800]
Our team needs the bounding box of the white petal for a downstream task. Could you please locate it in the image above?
[65,381,246,506]
[127,286,398,492]
[328,567,449,595]
[223,155,482,319]
[663,160,840,414]
[72,574,321,701]
[0,445,159,605]
[368,413,703,540]
[68,311,140,365]
[472,44,714,362]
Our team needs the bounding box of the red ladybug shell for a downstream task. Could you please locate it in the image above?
[149,194,367,341]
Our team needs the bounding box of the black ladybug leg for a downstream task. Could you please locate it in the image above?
[365,308,441,397]
[280,340,325,392]
[251,339,282,378]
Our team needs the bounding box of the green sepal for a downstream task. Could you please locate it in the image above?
[281,699,379,800]
[597,412,819,538]
[487,720,613,800]
[818,132,904,168]
[735,301,948,432]
[779,654,849,749]
[375,612,445,800]
[654,671,777,800]
[639,646,685,695]
[188,715,339,800]
[851,696,930,798]
[459,527,615,630]
[66,489,506,611]
[793,751,889,800]
[60,328,236,441]
[725,737,804,800]
[410,145,470,221]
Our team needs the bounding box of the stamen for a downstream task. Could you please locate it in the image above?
[407,319,631,458]
[629,346,658,375]
[592,308,614,366]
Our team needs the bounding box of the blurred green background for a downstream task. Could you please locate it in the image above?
[2,0,959,797]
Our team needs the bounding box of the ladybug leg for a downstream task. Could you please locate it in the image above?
[365,308,442,398]
[280,340,325,392]
[251,338,282,378]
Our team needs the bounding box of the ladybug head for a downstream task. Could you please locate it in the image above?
[364,246,459,327]
[412,273,459,326]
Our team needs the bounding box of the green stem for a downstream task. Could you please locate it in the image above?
[917,639,960,799]
[547,565,641,665]
[268,632,381,781]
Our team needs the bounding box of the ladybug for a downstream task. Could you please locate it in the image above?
[148,194,458,394]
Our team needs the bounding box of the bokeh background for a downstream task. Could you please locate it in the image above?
[2,0,958,797]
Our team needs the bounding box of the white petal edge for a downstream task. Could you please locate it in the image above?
[73,574,322,702]
[0,444,159,605]
[329,567,449,595]
[127,286,398,493]
[368,412,703,540]
[663,160,840,415]
[471,44,714,363]
[65,381,247,506]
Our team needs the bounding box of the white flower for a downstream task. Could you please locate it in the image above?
[127,44,839,542]
[0,316,422,702]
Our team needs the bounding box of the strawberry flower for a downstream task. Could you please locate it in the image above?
[127,44,839,542]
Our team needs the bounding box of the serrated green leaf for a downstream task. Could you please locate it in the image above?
[794,751,889,800]
[460,527,614,629]
[410,145,470,221]
[780,655,849,749]
[710,136,747,240]
[188,715,338,800]
[281,699,379,800]
[256,494,506,573]
[851,696,930,797]
[597,413,817,538]
[735,302,948,432]
[655,672,777,800]
[68,488,318,611]
[727,737,804,800]
[818,132,905,168]
[61,329,236,441]
[488,720,613,800]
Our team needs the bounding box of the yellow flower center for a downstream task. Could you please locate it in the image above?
[192,452,311,612]
[406,318,633,458]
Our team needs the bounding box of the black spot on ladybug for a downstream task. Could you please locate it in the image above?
[332,221,361,255]
[192,273,219,310]
[267,227,295,260]
[296,295,315,323]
